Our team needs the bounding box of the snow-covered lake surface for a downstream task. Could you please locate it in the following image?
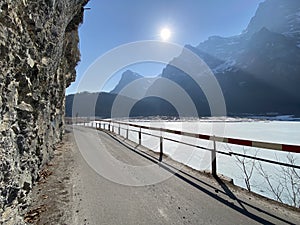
[105,118,300,206]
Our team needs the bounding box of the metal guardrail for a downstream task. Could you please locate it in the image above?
[73,118,300,172]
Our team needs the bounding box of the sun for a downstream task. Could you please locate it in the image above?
[160,28,171,41]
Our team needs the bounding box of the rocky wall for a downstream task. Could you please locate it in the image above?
[0,0,88,223]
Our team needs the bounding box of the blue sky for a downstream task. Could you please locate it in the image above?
[67,0,264,95]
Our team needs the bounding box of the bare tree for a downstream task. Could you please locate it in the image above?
[278,154,300,208]
[256,162,284,203]
[228,144,299,207]
[234,148,257,192]
[256,153,300,208]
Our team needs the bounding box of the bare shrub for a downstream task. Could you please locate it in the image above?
[256,153,300,208]
[234,148,257,192]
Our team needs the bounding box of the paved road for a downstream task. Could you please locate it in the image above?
[69,126,299,225]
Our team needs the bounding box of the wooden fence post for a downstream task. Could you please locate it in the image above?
[159,136,163,162]
[212,136,217,177]
[138,128,142,145]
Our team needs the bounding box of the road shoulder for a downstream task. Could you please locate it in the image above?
[24,130,75,225]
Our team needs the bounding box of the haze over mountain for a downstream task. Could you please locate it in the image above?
[66,0,300,118]
[181,0,300,116]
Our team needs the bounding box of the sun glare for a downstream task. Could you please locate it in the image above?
[160,28,171,41]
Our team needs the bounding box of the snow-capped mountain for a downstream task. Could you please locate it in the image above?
[194,0,300,72]
[160,0,300,116]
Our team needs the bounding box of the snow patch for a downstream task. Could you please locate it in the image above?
[227,41,240,46]
[213,59,236,73]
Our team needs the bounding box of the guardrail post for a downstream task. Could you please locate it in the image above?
[139,128,142,145]
[108,123,111,132]
[126,127,129,139]
[159,136,163,162]
[118,124,121,135]
[212,136,217,177]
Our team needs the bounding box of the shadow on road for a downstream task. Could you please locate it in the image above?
[99,129,297,225]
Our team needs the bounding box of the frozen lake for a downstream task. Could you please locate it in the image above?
[106,119,300,206]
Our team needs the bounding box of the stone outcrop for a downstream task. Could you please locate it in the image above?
[0,0,88,223]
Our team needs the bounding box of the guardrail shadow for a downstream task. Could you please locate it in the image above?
[102,129,297,225]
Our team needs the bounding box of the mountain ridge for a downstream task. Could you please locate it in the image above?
[66,0,300,118]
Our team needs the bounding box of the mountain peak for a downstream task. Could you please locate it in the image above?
[244,0,300,41]
[122,70,142,79]
[110,70,143,94]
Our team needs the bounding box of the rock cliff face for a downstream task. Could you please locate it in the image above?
[0,0,88,223]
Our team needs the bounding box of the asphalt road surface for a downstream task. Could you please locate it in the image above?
[69,126,299,225]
